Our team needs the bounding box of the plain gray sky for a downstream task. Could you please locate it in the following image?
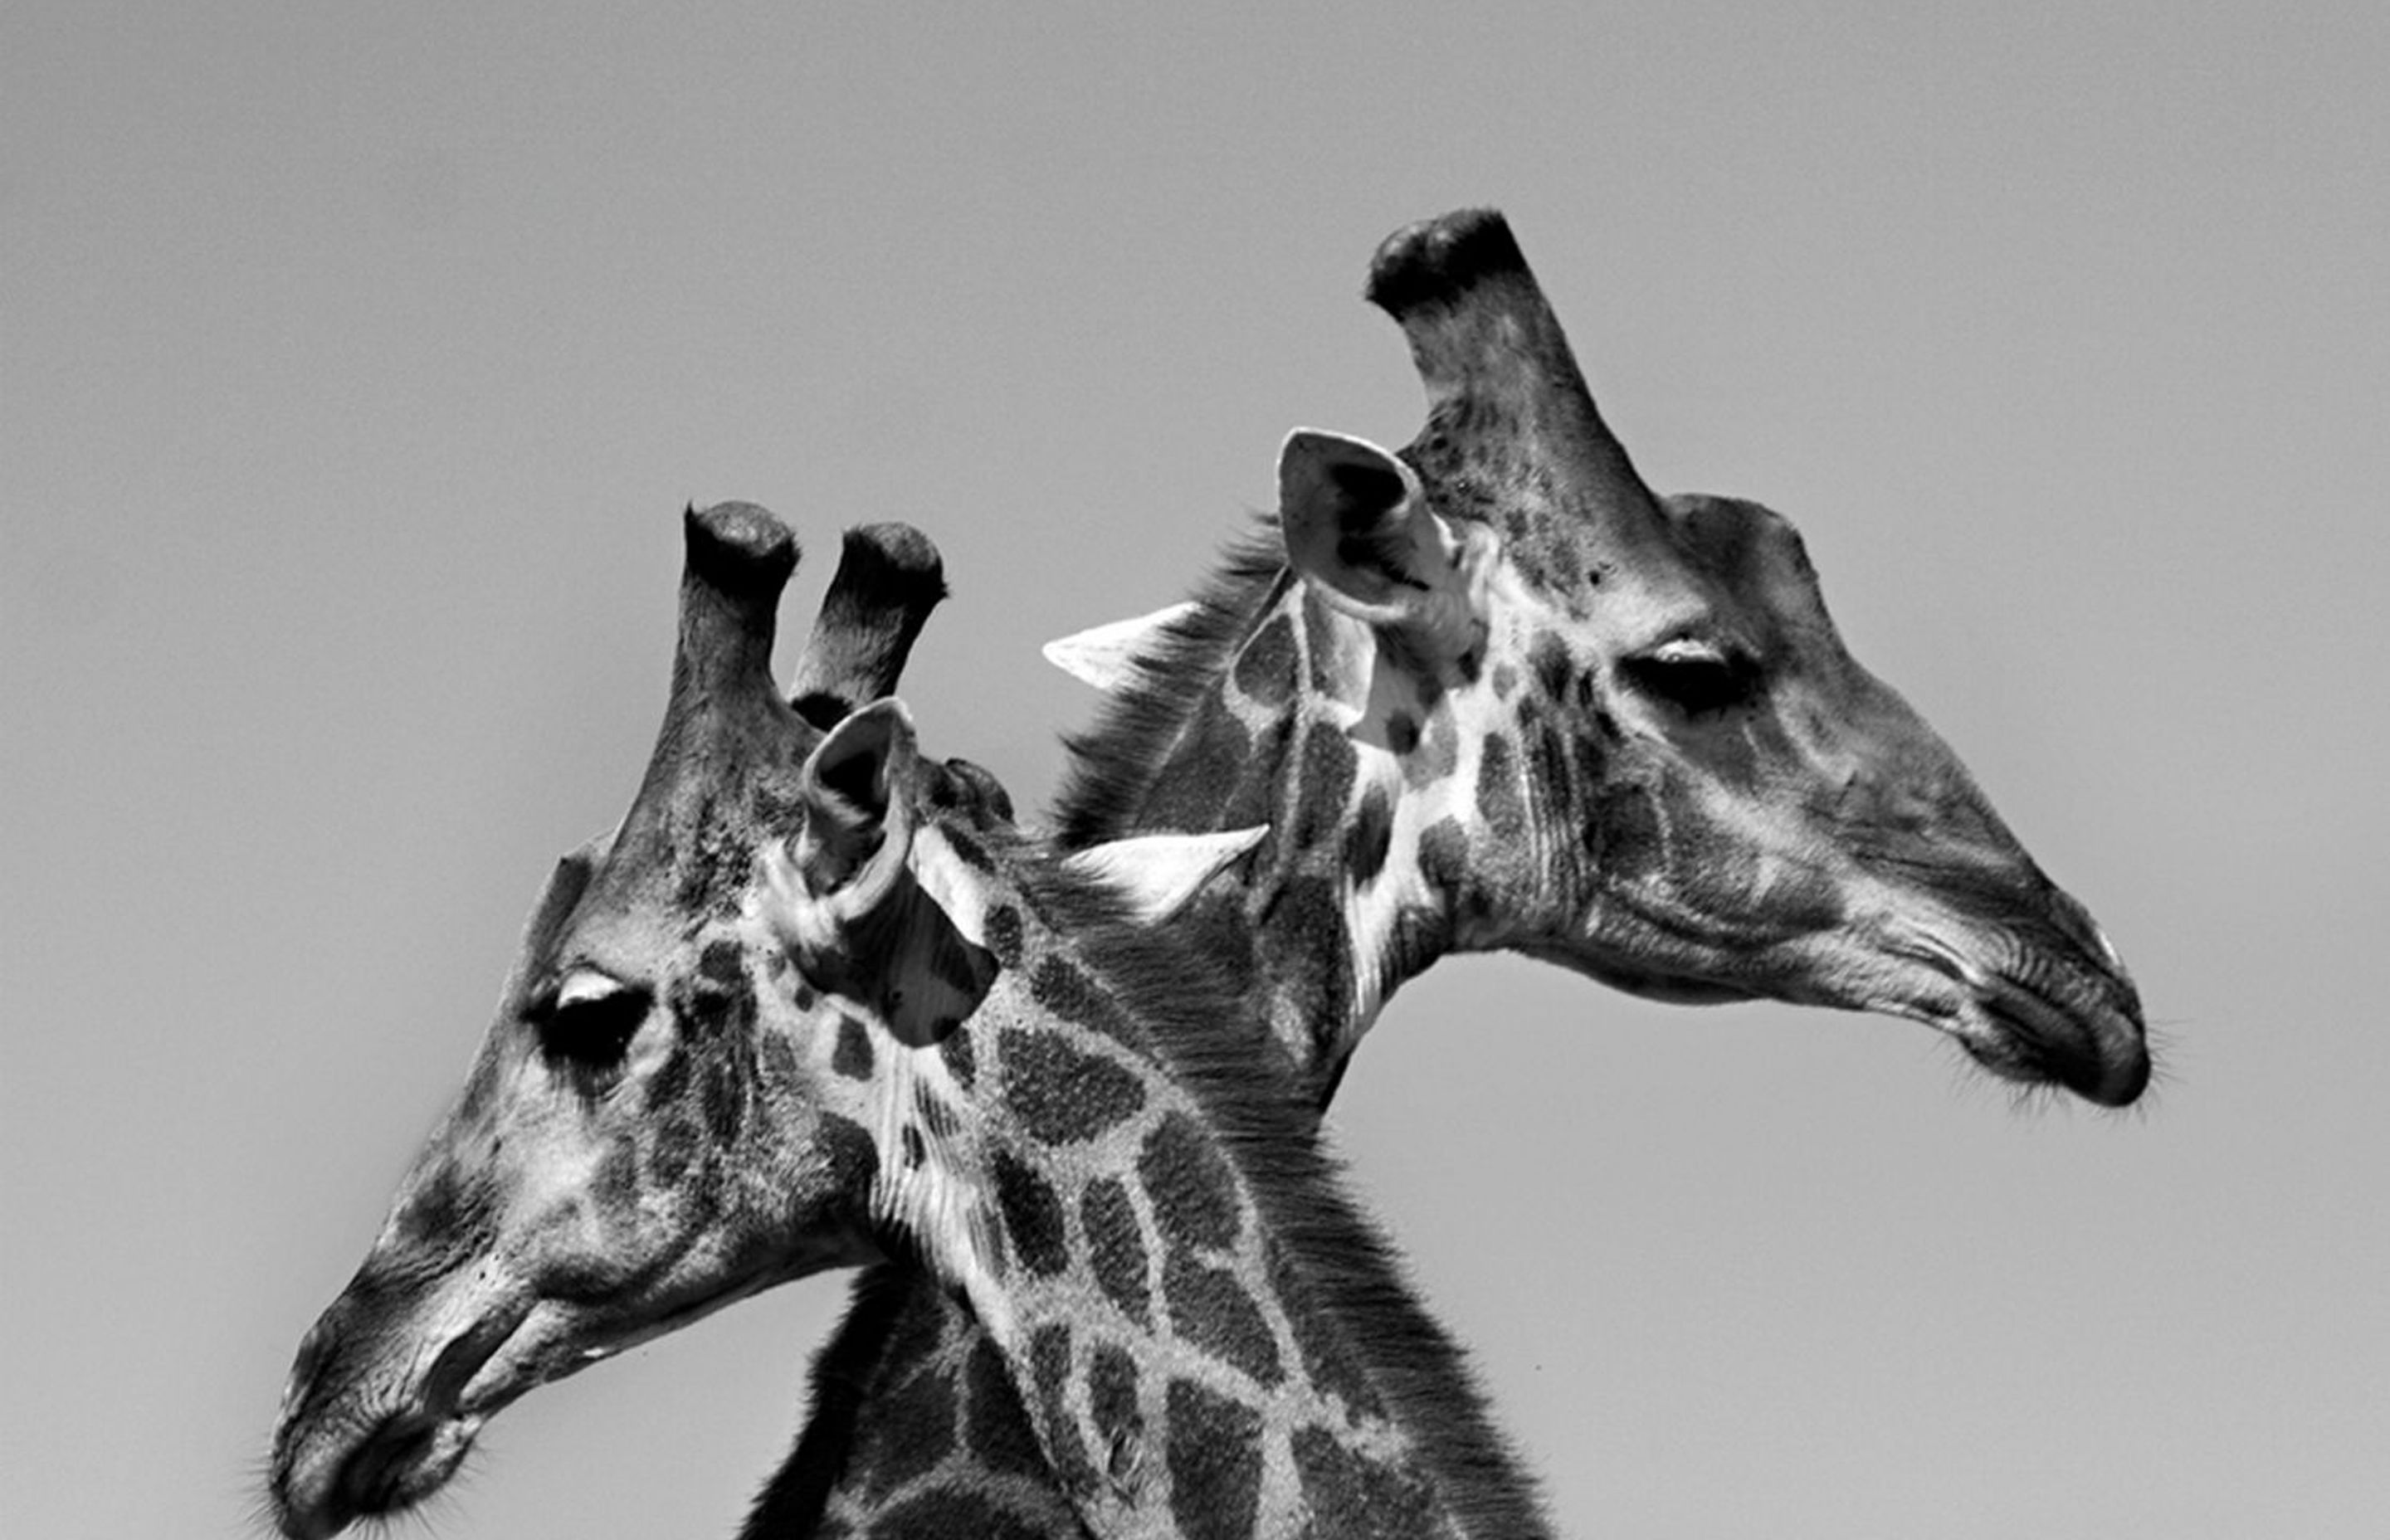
[5,4,2385,1536]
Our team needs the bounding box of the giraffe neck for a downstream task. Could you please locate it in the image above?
[1055,548,1488,1097]
[877,871,1543,1538]
[742,552,1524,1539]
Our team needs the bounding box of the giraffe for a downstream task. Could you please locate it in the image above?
[744,207,2149,1537]
[266,500,1554,1540]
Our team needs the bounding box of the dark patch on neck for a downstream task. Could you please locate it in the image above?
[1139,1111,1241,1253]
[1027,954,1142,1050]
[965,1332,1053,1483]
[1293,1425,1441,1536]
[1001,1026,1147,1143]
[1165,1378,1264,1540]
[1086,1344,1145,1495]
[1133,692,1253,834]
[1163,1249,1283,1386]
[1081,1177,1151,1326]
[1028,1323,1101,1499]
[993,1149,1068,1278]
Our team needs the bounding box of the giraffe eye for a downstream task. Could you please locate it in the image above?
[532,971,652,1070]
[1624,640,1758,716]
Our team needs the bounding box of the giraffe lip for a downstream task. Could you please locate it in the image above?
[328,1407,477,1533]
[271,1294,529,1539]
[1900,932,2149,1106]
[1967,972,2149,1106]
[274,1402,483,1540]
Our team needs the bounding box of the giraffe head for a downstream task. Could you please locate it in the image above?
[266,504,1246,1539]
[268,507,961,1538]
[1344,210,2145,1104]
[1062,211,2145,1107]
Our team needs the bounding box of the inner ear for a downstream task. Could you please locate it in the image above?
[1280,429,1475,655]
[796,699,919,901]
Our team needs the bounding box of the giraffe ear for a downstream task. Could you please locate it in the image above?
[777,699,920,931]
[1280,429,1479,659]
[1043,602,1201,692]
[1061,826,1266,924]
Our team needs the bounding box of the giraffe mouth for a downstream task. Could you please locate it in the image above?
[307,1406,480,1538]
[270,1292,529,1539]
[1895,926,2149,1107]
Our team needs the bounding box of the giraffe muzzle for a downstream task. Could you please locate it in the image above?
[1904,922,2149,1107]
[269,1280,529,1538]
[1969,968,2149,1106]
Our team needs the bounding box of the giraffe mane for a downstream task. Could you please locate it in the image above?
[1051,521,1294,848]
[1016,845,1550,1533]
